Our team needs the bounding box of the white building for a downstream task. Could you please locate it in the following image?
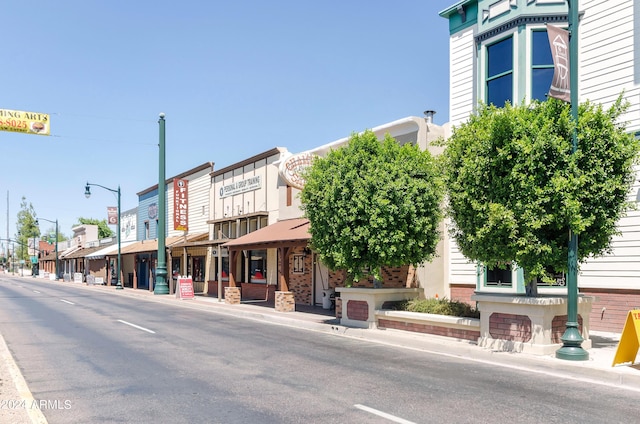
[440,0,640,332]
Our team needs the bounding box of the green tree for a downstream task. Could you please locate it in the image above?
[300,130,444,284]
[75,217,114,239]
[16,196,39,262]
[441,97,640,293]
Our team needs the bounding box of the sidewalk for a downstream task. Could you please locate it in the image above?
[2,278,640,424]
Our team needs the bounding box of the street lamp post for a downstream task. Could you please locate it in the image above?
[556,0,588,361]
[154,112,169,295]
[36,217,58,280]
[85,182,122,290]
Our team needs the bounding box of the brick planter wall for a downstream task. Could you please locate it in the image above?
[551,314,584,344]
[347,300,369,321]
[378,319,480,342]
[489,313,532,343]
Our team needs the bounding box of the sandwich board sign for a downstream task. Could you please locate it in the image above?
[176,276,194,300]
[612,309,640,367]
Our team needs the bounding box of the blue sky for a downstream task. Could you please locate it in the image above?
[1,0,453,241]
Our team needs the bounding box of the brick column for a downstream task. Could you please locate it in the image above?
[275,291,295,312]
[224,286,241,305]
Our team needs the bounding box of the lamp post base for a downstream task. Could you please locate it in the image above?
[556,326,589,361]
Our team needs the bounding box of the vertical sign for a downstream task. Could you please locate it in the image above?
[547,24,570,102]
[107,207,118,225]
[173,178,188,232]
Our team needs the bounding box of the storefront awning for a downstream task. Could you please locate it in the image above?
[222,218,310,251]
[85,241,137,260]
[119,236,184,255]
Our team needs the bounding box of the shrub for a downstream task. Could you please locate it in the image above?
[394,297,480,319]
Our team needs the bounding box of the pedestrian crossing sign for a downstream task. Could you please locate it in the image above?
[612,309,640,367]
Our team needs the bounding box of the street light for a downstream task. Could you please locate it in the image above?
[85,182,122,290]
[154,112,169,295]
[35,217,58,280]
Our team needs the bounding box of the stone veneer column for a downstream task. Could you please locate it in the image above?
[224,286,241,305]
[275,291,295,312]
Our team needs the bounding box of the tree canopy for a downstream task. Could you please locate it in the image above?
[75,217,114,239]
[300,130,444,283]
[441,97,640,284]
[16,196,39,261]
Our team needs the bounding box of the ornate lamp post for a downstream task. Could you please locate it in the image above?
[556,0,588,360]
[35,217,58,280]
[154,112,169,294]
[85,182,122,290]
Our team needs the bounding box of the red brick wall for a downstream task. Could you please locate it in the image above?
[240,283,275,301]
[489,313,532,342]
[551,315,584,344]
[378,319,480,342]
[450,284,475,306]
[347,300,368,321]
[580,288,640,333]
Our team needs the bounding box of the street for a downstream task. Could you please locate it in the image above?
[0,275,638,424]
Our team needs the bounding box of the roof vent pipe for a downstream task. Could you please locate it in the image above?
[423,110,436,124]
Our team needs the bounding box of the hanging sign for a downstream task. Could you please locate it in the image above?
[107,207,118,225]
[546,24,571,102]
[612,309,640,367]
[173,178,188,231]
[176,276,194,300]
[0,109,50,136]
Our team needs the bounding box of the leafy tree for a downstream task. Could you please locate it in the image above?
[75,217,114,239]
[300,130,444,284]
[441,97,640,293]
[16,196,39,261]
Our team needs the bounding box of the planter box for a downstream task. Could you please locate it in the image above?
[472,293,594,355]
[339,287,421,328]
[376,310,480,342]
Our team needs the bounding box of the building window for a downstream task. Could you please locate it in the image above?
[293,254,305,274]
[250,250,267,283]
[144,221,150,240]
[485,263,513,287]
[486,36,513,107]
[531,29,554,101]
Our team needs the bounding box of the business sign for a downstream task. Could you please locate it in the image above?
[219,175,261,198]
[612,309,640,367]
[148,203,158,220]
[278,152,314,190]
[547,24,570,102]
[0,109,50,136]
[107,207,118,225]
[176,276,194,300]
[173,178,188,232]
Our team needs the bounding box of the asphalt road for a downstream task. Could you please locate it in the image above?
[0,275,638,424]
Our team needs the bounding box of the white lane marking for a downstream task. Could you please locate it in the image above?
[117,319,156,334]
[60,299,75,305]
[33,290,41,294]
[354,404,416,424]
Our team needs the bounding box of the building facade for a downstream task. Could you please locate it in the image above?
[440,0,640,331]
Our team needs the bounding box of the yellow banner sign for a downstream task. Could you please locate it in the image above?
[0,108,50,136]
[612,309,640,367]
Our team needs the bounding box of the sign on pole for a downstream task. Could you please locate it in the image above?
[173,178,188,232]
[0,109,50,136]
[612,309,640,367]
[546,24,571,102]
